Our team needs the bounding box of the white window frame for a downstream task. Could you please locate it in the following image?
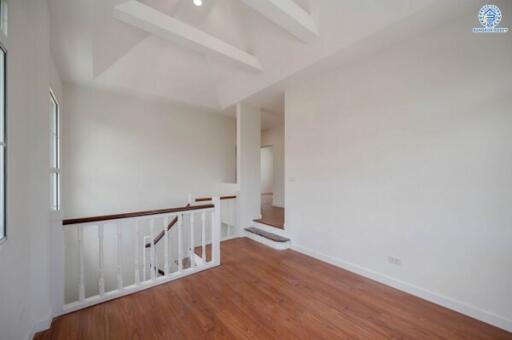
[50,89,61,211]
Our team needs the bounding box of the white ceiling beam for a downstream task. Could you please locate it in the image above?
[239,0,319,42]
[113,1,263,72]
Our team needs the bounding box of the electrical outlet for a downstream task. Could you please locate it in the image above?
[388,256,402,266]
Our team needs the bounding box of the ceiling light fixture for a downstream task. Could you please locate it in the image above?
[193,0,203,6]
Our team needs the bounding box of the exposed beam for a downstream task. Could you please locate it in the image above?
[113,1,263,72]
[239,0,319,42]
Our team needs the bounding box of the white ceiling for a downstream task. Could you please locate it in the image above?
[49,0,459,115]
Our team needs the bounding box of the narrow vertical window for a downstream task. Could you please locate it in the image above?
[50,90,60,211]
[0,46,6,241]
[0,0,6,36]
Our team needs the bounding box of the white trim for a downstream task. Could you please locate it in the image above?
[291,243,512,333]
[49,89,61,211]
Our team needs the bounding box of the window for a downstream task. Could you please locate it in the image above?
[0,45,5,242]
[0,0,6,36]
[50,90,60,211]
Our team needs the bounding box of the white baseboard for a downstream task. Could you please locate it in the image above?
[28,317,52,339]
[291,243,512,333]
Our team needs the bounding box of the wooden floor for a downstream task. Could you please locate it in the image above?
[254,193,284,229]
[36,238,511,340]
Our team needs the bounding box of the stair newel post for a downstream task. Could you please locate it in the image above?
[212,196,221,266]
[201,211,206,262]
[234,191,240,237]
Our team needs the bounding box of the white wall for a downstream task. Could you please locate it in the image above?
[62,84,236,219]
[0,0,62,339]
[260,146,273,194]
[286,3,512,332]
[236,103,261,228]
[262,125,284,207]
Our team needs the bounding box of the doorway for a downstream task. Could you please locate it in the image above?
[256,146,284,229]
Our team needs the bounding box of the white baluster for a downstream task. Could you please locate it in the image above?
[230,197,237,237]
[201,211,206,263]
[143,235,149,282]
[117,223,123,289]
[212,197,221,266]
[154,220,158,277]
[134,220,140,284]
[78,226,85,301]
[178,214,183,272]
[234,192,240,239]
[190,213,195,267]
[98,224,105,296]
[164,216,169,276]
[150,218,156,280]
[210,210,215,263]
[225,199,231,238]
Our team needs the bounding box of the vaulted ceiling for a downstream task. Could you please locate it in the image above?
[48,0,450,113]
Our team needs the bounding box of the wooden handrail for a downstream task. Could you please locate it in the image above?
[195,195,237,202]
[62,203,214,225]
[144,203,191,248]
[145,216,178,248]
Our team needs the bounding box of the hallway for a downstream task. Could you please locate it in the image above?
[254,193,284,229]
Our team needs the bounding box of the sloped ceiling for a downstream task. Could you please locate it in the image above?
[49,0,449,113]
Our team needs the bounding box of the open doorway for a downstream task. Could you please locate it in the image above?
[260,146,274,195]
[256,143,284,229]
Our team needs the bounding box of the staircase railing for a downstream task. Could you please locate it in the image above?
[61,197,222,314]
[141,195,238,250]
